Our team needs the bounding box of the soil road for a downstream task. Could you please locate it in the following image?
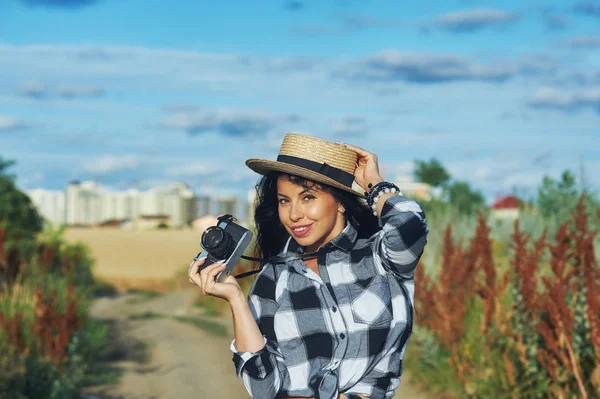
[85,288,427,399]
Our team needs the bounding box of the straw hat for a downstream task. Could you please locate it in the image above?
[246,133,364,197]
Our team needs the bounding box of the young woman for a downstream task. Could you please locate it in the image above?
[188,134,428,399]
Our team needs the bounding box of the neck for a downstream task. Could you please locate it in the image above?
[305,216,346,253]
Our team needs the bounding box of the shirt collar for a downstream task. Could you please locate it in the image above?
[282,222,358,255]
[328,222,358,252]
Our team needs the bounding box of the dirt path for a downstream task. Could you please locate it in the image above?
[85,289,428,399]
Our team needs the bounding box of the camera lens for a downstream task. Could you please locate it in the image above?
[201,226,234,260]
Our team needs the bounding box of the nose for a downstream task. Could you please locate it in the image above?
[289,201,304,222]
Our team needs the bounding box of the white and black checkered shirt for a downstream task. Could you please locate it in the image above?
[230,194,428,399]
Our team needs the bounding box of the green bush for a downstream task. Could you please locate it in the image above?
[0,231,111,398]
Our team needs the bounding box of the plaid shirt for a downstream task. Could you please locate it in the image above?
[230,194,428,399]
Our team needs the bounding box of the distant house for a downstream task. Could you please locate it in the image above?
[98,218,128,228]
[393,176,435,201]
[134,214,172,230]
[492,195,520,220]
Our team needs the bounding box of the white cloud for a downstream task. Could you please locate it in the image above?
[563,35,600,49]
[164,162,217,177]
[435,8,519,32]
[332,116,369,137]
[0,43,320,94]
[0,116,29,131]
[57,85,104,98]
[474,166,493,180]
[528,87,600,113]
[158,108,282,136]
[17,81,48,98]
[340,50,516,84]
[83,154,141,174]
[17,171,45,188]
[380,161,414,181]
[15,81,104,99]
[0,44,246,93]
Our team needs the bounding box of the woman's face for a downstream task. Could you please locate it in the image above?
[277,176,346,253]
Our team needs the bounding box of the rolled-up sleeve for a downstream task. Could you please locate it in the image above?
[230,265,289,398]
[373,194,428,279]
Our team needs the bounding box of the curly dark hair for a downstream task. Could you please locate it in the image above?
[252,172,379,260]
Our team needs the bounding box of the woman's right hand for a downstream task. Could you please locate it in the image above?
[188,257,242,303]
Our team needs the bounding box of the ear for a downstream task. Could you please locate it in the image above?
[338,205,345,214]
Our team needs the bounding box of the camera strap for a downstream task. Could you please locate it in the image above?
[234,250,328,279]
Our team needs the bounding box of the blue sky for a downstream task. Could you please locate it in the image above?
[1,0,599,205]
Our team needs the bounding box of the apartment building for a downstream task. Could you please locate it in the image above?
[216,197,239,217]
[28,181,197,228]
[26,189,66,226]
[196,195,211,218]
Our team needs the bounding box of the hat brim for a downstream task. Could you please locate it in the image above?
[246,158,365,198]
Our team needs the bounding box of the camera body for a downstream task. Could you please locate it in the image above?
[195,214,253,283]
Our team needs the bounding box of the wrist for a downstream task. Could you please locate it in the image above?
[367,176,383,188]
[228,290,247,309]
[365,181,401,215]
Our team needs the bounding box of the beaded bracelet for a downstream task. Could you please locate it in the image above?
[365,181,401,215]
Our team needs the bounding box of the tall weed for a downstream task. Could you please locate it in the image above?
[410,196,600,398]
[0,225,109,398]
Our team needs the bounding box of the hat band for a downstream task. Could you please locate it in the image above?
[276,155,354,187]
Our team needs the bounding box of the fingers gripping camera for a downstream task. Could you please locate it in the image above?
[195,215,253,283]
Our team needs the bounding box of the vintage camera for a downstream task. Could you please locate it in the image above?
[195,214,253,283]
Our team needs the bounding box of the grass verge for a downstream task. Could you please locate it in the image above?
[128,311,165,320]
[173,315,228,336]
[125,289,164,304]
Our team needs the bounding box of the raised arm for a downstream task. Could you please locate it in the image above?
[374,193,428,278]
[339,142,428,278]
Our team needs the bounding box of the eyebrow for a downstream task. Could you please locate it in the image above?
[277,187,317,198]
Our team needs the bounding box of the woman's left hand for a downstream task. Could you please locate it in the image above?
[338,142,383,192]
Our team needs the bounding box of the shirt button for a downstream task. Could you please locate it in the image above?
[332,306,337,313]
[340,333,345,339]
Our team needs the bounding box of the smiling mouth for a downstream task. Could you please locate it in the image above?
[290,224,313,237]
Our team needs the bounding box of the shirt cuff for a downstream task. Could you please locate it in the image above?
[230,336,275,379]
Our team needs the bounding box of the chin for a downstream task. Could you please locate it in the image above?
[292,235,314,245]
[300,237,318,247]
[286,230,316,246]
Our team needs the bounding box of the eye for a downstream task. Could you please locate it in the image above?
[278,198,288,205]
[303,195,316,201]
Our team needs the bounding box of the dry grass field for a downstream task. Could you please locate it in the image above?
[64,228,204,290]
